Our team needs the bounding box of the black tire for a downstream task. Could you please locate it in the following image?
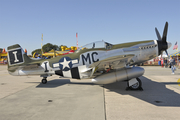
[129,78,142,90]
[42,79,47,84]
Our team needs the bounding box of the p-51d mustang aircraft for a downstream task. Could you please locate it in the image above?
[7,22,171,90]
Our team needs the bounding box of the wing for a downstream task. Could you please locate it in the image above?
[84,54,135,78]
[90,54,134,69]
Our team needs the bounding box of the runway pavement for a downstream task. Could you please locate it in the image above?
[0,65,180,120]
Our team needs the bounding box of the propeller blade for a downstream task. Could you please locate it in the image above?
[156,22,170,56]
[155,27,162,40]
[162,22,168,42]
[165,50,168,56]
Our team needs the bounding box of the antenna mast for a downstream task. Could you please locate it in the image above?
[41,33,43,54]
[76,33,78,49]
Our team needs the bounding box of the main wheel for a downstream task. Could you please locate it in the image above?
[42,78,47,84]
[129,78,142,90]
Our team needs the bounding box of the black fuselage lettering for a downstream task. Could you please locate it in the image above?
[82,53,91,65]
[92,52,99,62]
[82,52,99,65]
[44,62,49,72]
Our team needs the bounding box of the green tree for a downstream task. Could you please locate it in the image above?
[31,49,41,55]
[42,43,59,52]
[31,43,68,55]
[0,48,2,53]
[53,45,59,51]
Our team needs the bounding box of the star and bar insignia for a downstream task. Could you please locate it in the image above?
[53,57,78,71]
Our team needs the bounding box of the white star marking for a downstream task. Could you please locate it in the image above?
[60,58,71,69]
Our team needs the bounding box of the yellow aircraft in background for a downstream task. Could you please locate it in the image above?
[33,46,77,58]
[0,48,7,64]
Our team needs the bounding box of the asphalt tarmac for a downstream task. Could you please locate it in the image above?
[0,65,180,120]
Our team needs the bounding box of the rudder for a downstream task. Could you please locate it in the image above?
[7,44,28,66]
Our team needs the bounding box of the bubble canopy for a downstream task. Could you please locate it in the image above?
[78,41,113,50]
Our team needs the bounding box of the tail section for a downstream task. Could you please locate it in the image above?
[7,44,24,66]
[7,44,47,76]
[7,44,34,75]
[7,44,32,67]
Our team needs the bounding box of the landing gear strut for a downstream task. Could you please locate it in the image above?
[126,77,143,91]
[41,77,47,84]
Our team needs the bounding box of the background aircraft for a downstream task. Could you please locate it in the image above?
[7,22,171,90]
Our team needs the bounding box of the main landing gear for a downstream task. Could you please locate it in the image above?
[42,77,47,84]
[126,77,143,91]
[40,75,52,84]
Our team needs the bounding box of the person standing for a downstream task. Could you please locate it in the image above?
[169,57,175,74]
[164,58,168,68]
[173,57,176,71]
[161,58,164,67]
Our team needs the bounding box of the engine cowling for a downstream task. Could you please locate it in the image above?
[92,67,144,84]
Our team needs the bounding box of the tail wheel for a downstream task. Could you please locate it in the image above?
[129,78,142,90]
[42,78,47,84]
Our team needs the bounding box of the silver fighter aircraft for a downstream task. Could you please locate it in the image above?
[7,22,171,90]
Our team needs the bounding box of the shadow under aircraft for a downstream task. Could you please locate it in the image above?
[36,76,180,107]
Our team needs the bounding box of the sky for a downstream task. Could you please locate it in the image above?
[0,0,180,55]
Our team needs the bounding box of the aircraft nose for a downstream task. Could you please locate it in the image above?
[167,42,172,49]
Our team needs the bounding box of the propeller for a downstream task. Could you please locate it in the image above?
[155,27,162,40]
[155,22,170,56]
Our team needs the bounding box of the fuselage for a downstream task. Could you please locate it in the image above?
[7,22,172,85]
[8,40,168,79]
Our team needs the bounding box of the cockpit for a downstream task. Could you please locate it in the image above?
[78,41,113,50]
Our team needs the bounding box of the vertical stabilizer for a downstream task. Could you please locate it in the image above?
[7,44,31,66]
